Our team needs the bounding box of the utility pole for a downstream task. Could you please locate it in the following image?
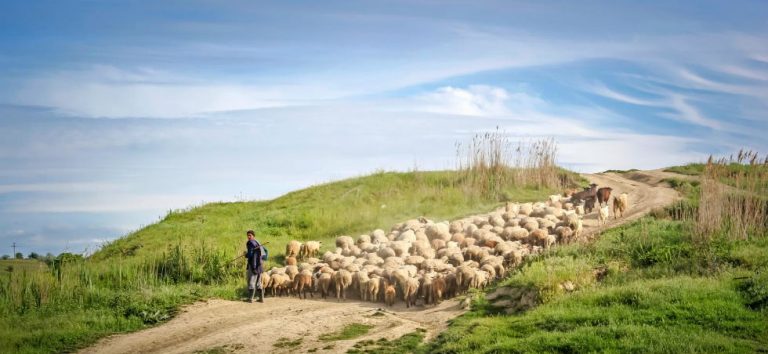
[12,242,16,256]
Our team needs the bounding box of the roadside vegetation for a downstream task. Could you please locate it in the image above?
[424,153,768,353]
[0,135,580,353]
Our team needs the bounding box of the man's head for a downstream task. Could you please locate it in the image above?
[246,230,255,240]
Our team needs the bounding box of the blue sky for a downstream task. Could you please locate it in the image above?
[1,1,767,255]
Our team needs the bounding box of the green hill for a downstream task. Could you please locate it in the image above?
[92,170,578,267]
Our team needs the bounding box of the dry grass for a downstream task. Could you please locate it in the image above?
[455,128,568,198]
[695,150,768,242]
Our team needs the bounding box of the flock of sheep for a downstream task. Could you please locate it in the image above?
[258,185,629,307]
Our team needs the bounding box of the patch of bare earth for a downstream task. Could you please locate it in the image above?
[81,169,682,354]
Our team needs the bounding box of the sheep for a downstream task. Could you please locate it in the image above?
[285,256,297,266]
[432,275,446,305]
[555,226,574,244]
[336,235,354,250]
[575,204,585,216]
[285,265,299,280]
[403,277,420,308]
[367,275,382,302]
[333,269,353,300]
[292,270,313,299]
[268,273,291,297]
[420,274,435,305]
[300,241,322,259]
[285,240,302,258]
[529,229,549,248]
[371,229,388,244]
[384,283,396,307]
[598,205,610,226]
[316,272,333,299]
[260,272,271,294]
[613,193,628,219]
[519,203,533,216]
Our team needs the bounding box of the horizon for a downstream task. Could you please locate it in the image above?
[1,1,767,256]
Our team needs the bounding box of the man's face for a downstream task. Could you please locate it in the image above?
[247,234,254,240]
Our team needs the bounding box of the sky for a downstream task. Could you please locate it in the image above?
[1,1,767,256]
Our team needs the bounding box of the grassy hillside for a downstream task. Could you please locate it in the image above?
[0,168,579,354]
[92,170,578,267]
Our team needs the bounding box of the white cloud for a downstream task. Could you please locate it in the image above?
[4,193,221,213]
[415,85,514,116]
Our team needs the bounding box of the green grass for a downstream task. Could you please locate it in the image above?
[0,260,48,275]
[319,323,374,342]
[602,168,640,174]
[273,337,303,349]
[349,328,427,354]
[1,169,578,354]
[665,163,706,176]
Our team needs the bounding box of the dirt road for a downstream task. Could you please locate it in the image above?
[81,169,681,354]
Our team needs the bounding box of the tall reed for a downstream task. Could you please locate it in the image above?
[695,150,768,241]
[455,128,566,198]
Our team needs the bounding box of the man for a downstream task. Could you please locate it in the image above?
[245,230,264,303]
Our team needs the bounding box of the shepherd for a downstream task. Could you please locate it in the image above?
[245,230,265,303]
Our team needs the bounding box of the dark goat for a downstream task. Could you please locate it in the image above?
[584,197,596,213]
[597,187,613,206]
[571,183,598,201]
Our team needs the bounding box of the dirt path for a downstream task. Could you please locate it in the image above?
[81,169,682,354]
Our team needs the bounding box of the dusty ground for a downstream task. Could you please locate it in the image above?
[81,169,682,354]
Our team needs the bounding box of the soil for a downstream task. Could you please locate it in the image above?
[80,169,682,354]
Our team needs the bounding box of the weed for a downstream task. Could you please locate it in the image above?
[319,323,373,342]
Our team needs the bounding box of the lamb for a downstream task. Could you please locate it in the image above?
[613,193,628,219]
[285,240,302,258]
[598,205,610,226]
[285,256,297,266]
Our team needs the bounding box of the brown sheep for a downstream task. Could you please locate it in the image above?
[432,275,446,304]
[292,271,313,299]
[384,284,396,307]
[613,193,628,218]
[285,240,301,258]
[285,256,297,266]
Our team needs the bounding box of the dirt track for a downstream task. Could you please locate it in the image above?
[81,169,682,354]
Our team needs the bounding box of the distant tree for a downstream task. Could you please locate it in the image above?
[28,252,40,260]
[14,252,23,259]
[1,254,9,260]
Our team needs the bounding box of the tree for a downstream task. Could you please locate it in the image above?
[1,254,9,260]
[28,252,40,260]
[14,252,23,259]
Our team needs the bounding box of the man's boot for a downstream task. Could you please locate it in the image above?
[249,288,256,303]
[257,288,265,303]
